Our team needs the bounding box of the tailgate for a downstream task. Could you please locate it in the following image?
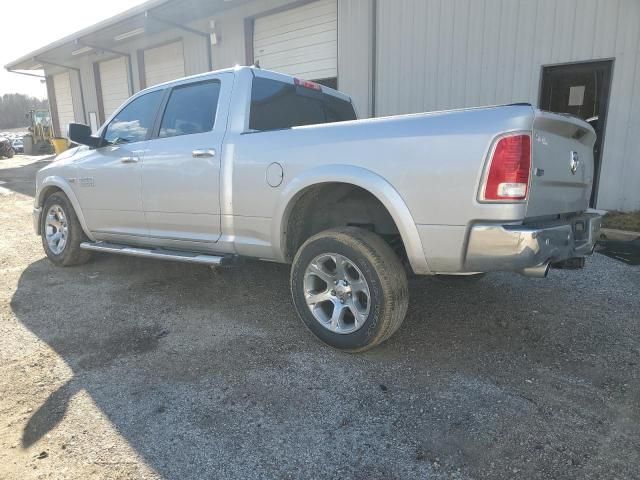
[526,110,596,218]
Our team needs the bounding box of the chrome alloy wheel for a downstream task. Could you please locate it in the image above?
[45,204,68,255]
[303,253,371,334]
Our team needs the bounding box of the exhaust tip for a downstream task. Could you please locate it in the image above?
[520,262,550,278]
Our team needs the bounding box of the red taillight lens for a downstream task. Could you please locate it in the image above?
[483,134,531,201]
[294,77,322,91]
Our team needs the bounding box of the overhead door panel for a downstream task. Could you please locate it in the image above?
[254,0,337,81]
[144,41,185,87]
[99,57,130,119]
[53,72,75,136]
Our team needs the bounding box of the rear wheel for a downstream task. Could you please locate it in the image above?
[290,227,409,352]
[41,192,91,266]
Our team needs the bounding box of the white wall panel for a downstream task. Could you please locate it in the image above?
[337,0,374,117]
[254,0,337,80]
[144,41,185,87]
[53,72,75,136]
[376,0,640,210]
[99,57,130,118]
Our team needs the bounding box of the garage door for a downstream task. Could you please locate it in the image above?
[144,41,185,88]
[254,0,337,82]
[99,57,130,119]
[53,72,75,136]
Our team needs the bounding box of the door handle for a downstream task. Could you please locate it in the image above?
[120,156,139,163]
[192,149,216,158]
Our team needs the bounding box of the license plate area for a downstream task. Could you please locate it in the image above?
[572,218,588,243]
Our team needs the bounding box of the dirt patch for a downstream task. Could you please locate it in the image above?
[1,157,639,479]
[603,211,640,233]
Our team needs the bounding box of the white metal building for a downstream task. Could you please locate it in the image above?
[5,0,640,211]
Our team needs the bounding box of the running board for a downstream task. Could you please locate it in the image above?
[80,241,233,266]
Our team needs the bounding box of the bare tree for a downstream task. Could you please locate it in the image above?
[0,94,49,129]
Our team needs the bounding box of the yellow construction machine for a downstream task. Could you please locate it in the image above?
[23,109,54,155]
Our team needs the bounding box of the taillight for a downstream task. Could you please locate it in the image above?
[294,77,322,91]
[482,134,531,201]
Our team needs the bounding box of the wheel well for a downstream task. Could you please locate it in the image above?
[283,183,407,263]
[38,186,63,207]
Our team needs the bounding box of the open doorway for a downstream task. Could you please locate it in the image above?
[539,60,614,207]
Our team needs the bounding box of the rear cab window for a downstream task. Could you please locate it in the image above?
[249,77,356,132]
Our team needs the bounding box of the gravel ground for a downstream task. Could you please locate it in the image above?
[1,156,639,480]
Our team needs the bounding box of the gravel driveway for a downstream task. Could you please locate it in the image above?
[1,156,639,479]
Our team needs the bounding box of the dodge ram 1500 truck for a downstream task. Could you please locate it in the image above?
[34,66,602,351]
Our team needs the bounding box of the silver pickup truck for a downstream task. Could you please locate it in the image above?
[34,66,602,351]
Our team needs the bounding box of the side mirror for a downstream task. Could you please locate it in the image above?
[68,123,103,148]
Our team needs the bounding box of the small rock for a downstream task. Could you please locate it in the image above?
[36,451,48,460]
[156,330,169,339]
[379,384,388,392]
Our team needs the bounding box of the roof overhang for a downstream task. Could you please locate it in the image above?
[5,0,249,72]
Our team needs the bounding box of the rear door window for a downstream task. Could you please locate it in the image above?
[249,77,356,131]
[158,80,221,138]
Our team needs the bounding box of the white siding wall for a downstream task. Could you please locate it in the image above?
[53,72,75,136]
[144,41,186,87]
[99,57,130,118]
[337,0,374,117]
[253,0,337,80]
[376,0,640,211]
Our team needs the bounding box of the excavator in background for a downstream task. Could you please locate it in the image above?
[23,109,54,155]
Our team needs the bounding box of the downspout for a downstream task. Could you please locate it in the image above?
[371,0,377,118]
[5,69,46,79]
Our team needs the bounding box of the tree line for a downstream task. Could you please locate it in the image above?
[0,94,49,129]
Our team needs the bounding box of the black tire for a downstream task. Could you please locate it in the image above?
[41,192,91,266]
[290,227,409,352]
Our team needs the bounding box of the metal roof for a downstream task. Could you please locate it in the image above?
[5,0,248,71]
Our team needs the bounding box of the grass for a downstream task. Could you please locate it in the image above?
[602,211,640,232]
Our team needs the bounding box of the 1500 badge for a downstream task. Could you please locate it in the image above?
[78,177,95,187]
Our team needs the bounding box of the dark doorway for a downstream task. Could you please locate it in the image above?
[539,60,613,207]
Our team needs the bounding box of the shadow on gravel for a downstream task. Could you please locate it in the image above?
[596,240,640,265]
[22,379,79,448]
[0,156,52,197]
[9,254,640,479]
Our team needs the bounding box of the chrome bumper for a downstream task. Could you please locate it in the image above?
[33,206,42,235]
[464,210,602,273]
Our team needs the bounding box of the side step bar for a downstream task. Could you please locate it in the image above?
[80,241,233,266]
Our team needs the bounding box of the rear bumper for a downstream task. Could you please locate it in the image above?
[464,210,602,273]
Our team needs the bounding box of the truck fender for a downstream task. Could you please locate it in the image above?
[36,176,95,241]
[272,164,431,275]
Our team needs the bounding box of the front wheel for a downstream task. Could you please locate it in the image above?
[290,227,409,352]
[41,192,91,266]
